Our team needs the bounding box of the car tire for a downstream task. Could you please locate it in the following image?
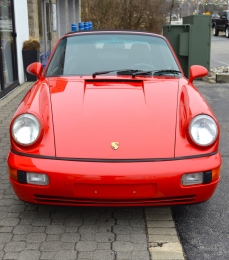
[213,26,219,36]
[226,27,229,38]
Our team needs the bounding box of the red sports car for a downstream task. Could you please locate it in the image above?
[8,30,221,206]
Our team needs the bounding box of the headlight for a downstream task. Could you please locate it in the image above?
[188,114,218,147]
[11,114,41,146]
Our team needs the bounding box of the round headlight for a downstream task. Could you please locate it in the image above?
[188,114,218,147]
[12,114,41,146]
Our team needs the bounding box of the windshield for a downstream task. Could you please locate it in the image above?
[46,33,180,76]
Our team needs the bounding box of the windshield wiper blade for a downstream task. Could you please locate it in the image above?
[132,69,181,77]
[153,69,181,76]
[92,69,143,78]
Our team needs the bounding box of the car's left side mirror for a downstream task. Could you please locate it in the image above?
[188,65,208,84]
[27,62,43,79]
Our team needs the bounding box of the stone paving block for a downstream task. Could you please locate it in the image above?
[20,211,38,219]
[0,227,13,232]
[54,249,77,260]
[40,241,62,251]
[46,224,65,234]
[116,251,132,259]
[0,199,17,206]
[26,243,41,250]
[61,242,77,250]
[132,250,150,260]
[82,218,97,225]
[0,217,20,227]
[3,252,19,259]
[96,217,115,226]
[80,232,95,241]
[146,214,173,221]
[76,241,97,251]
[112,241,134,251]
[77,251,93,259]
[46,234,60,241]
[98,225,112,232]
[117,219,129,225]
[129,233,147,244]
[97,242,111,249]
[13,225,33,235]
[18,250,41,260]
[12,234,27,241]
[148,235,179,243]
[60,232,80,242]
[0,210,13,219]
[150,250,185,259]
[93,249,115,260]
[4,241,26,252]
[95,232,115,242]
[40,251,56,260]
[26,232,46,243]
[30,217,51,226]
[129,218,145,227]
[116,234,130,242]
[113,209,131,219]
[65,226,79,233]
[113,225,132,235]
[78,224,99,234]
[64,217,83,226]
[0,232,13,243]
[147,220,175,228]
[147,227,177,235]
[133,243,148,251]
[130,208,144,216]
[32,226,46,233]
[20,218,33,225]
[144,207,171,215]
[81,210,100,219]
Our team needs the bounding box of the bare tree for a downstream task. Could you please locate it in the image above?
[81,0,167,34]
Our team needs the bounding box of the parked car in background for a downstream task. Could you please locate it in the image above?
[8,30,221,207]
[212,10,229,37]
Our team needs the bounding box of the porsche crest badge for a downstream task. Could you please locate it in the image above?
[111,142,119,150]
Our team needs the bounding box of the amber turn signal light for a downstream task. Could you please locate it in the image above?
[8,166,18,181]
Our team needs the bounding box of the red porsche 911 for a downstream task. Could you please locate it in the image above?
[8,30,221,207]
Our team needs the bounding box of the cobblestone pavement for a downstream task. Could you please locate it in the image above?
[0,83,184,260]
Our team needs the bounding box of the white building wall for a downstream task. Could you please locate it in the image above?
[13,0,29,84]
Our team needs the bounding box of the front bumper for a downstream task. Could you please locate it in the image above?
[8,151,221,207]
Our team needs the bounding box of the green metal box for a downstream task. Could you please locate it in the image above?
[163,15,211,78]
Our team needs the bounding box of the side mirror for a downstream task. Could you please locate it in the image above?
[188,65,208,84]
[27,62,43,79]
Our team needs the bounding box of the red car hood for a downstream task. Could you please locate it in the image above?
[49,78,179,159]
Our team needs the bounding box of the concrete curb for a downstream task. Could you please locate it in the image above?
[145,208,185,260]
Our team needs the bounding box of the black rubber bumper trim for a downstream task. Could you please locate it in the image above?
[11,149,218,163]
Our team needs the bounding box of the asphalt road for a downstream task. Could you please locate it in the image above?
[172,80,229,260]
[210,34,229,68]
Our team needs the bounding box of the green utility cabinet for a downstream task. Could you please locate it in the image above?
[163,15,211,78]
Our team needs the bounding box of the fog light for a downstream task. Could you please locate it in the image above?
[27,173,49,186]
[182,172,203,186]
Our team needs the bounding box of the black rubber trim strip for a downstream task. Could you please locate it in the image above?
[11,149,218,163]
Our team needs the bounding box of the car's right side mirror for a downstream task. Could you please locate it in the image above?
[188,65,208,84]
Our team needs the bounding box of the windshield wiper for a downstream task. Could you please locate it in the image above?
[132,69,181,77]
[92,69,143,78]
[92,69,181,78]
[153,70,181,76]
